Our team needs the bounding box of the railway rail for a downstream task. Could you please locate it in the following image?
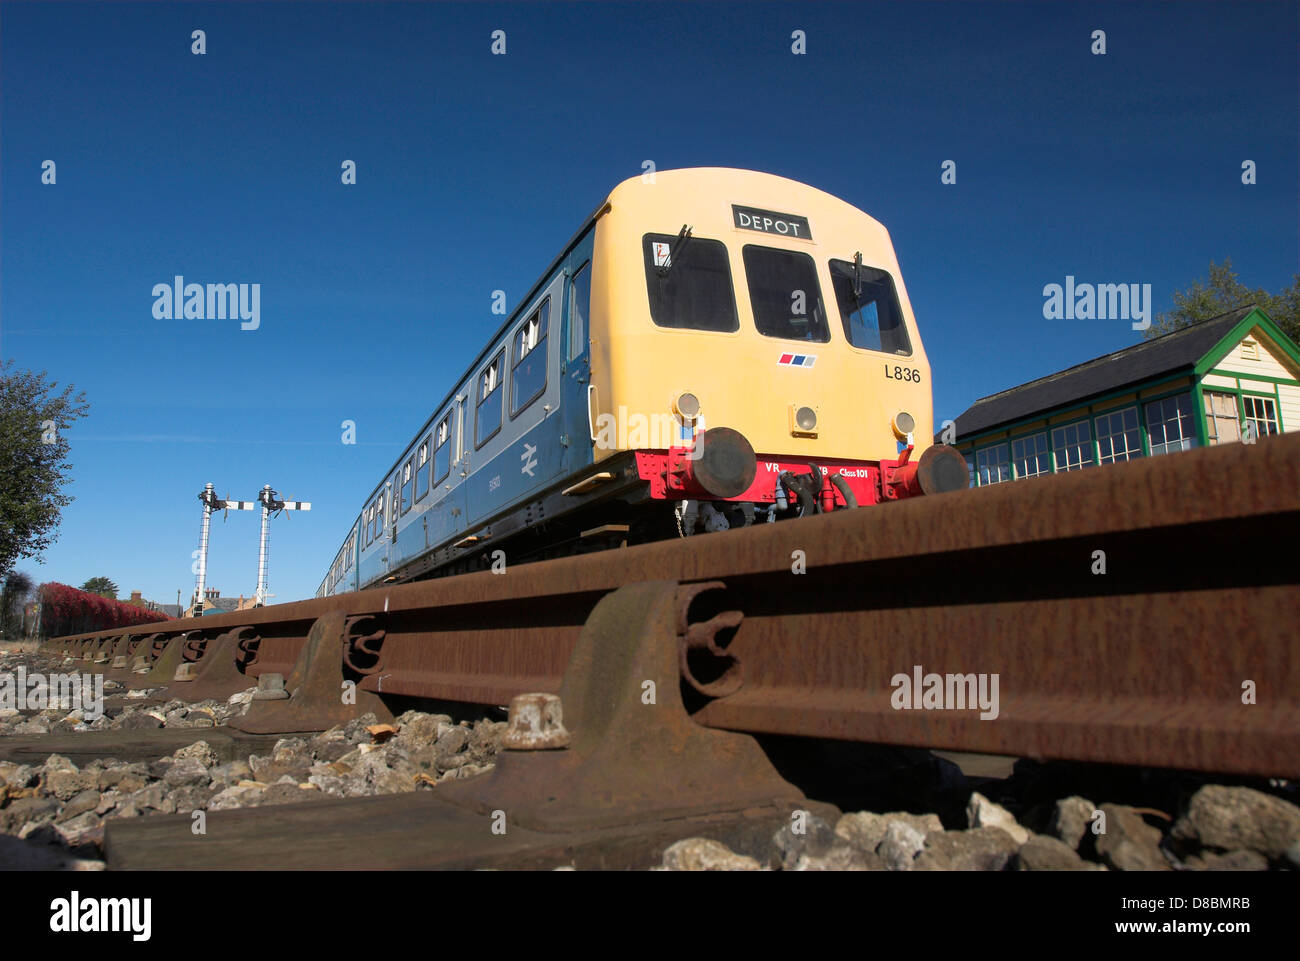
[32,433,1300,867]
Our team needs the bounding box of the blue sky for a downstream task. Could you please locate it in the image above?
[2,1,1296,605]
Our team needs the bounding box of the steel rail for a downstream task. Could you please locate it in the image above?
[46,432,1300,776]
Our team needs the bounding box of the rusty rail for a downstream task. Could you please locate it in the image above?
[45,432,1300,776]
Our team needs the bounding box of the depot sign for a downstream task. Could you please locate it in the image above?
[731,205,812,240]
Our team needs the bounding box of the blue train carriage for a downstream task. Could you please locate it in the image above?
[319,168,965,596]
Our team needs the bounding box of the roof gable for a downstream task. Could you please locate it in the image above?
[1195,308,1300,378]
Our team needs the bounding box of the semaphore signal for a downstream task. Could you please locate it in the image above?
[193,482,310,614]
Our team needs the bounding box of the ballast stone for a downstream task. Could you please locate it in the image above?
[1172,785,1300,861]
[1095,804,1171,871]
[1051,795,1097,849]
[660,838,765,871]
[966,792,1030,844]
[834,810,943,854]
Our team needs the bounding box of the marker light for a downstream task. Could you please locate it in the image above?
[892,411,916,440]
[674,392,701,421]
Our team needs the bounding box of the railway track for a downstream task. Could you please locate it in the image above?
[28,432,1300,868]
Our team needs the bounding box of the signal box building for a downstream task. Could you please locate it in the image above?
[947,306,1300,486]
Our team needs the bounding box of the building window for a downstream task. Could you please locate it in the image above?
[1242,395,1279,438]
[1145,393,1197,456]
[1095,407,1143,464]
[1011,432,1050,479]
[964,452,976,489]
[975,443,1010,485]
[1051,421,1094,471]
[1204,391,1241,445]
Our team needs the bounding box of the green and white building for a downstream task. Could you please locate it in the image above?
[948,306,1300,486]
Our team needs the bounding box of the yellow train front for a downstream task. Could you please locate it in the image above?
[588,167,965,532]
[319,167,967,596]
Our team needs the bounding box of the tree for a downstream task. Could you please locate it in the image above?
[1,570,34,637]
[1144,259,1300,344]
[0,361,89,582]
[79,576,119,599]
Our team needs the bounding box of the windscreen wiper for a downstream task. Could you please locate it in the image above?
[657,224,693,277]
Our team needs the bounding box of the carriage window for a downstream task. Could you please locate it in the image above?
[375,493,385,538]
[415,437,431,501]
[511,298,549,415]
[643,233,738,332]
[433,417,451,483]
[569,261,591,360]
[828,259,912,355]
[400,459,414,514]
[742,245,830,343]
[476,351,505,447]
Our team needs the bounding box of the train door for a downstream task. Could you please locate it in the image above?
[561,233,596,474]
[380,476,396,580]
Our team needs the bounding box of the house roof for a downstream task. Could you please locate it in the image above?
[948,305,1258,440]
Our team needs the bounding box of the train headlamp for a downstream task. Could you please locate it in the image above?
[891,411,916,440]
[674,392,701,421]
[790,404,818,437]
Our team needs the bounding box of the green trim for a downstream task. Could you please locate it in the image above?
[1193,382,1209,446]
[960,370,1193,447]
[1205,370,1299,386]
[1193,308,1300,376]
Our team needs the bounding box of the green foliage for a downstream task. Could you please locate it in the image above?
[1145,259,1300,344]
[79,576,119,599]
[0,360,89,582]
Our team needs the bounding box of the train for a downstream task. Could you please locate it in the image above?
[317,167,966,597]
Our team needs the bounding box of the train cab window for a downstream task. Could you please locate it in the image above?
[828,259,912,356]
[475,351,505,447]
[400,458,414,514]
[415,437,431,501]
[568,261,591,360]
[433,417,451,483]
[643,233,738,332]
[511,298,549,416]
[742,245,830,343]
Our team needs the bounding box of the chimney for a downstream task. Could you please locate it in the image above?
[205,588,219,600]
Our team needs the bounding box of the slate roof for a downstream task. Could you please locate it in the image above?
[948,306,1257,440]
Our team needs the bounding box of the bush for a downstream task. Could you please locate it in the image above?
[36,582,172,637]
